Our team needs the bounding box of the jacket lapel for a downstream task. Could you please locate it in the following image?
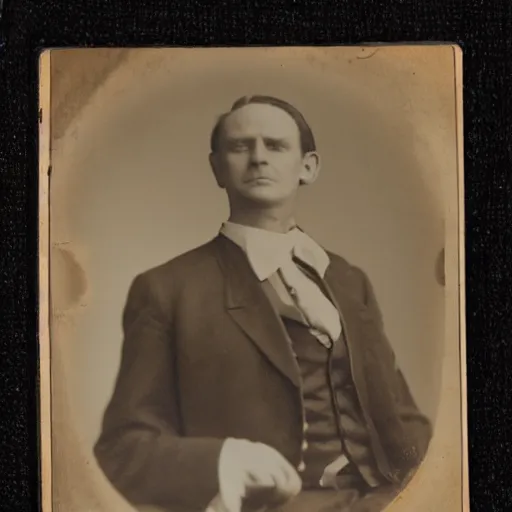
[322,261,371,403]
[214,235,301,388]
[323,259,400,480]
[324,260,399,410]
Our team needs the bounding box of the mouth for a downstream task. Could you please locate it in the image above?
[245,176,274,184]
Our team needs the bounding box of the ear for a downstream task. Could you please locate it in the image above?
[299,151,321,186]
[209,152,226,189]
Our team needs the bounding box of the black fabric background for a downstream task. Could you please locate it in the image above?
[0,1,511,511]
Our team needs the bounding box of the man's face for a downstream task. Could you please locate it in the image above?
[210,103,317,207]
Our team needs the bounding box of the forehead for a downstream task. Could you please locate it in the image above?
[222,103,301,140]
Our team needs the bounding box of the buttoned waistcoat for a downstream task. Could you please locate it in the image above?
[94,234,432,512]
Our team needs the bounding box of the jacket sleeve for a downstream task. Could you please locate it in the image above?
[359,268,433,467]
[93,272,224,512]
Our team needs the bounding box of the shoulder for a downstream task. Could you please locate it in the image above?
[324,248,375,301]
[127,237,220,303]
[325,249,369,283]
[304,230,367,287]
[147,237,219,279]
[325,249,384,323]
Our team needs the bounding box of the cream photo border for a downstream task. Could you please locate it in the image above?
[37,45,467,512]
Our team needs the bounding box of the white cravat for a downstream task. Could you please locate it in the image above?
[219,221,342,343]
[279,255,341,342]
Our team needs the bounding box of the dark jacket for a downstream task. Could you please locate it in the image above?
[94,234,432,512]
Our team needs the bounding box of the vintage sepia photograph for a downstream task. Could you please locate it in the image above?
[38,46,466,512]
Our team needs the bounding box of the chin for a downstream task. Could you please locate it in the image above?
[243,191,288,206]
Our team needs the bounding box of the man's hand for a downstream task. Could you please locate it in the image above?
[206,438,302,512]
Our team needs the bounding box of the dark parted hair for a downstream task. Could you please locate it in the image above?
[210,95,316,155]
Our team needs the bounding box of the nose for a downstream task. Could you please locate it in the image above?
[249,138,268,166]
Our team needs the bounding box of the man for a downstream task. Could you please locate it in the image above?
[94,95,432,512]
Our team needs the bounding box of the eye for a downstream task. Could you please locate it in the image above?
[228,141,249,152]
[266,140,285,151]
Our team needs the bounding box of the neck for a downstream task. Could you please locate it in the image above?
[228,204,296,234]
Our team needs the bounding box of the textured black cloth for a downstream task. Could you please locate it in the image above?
[1,2,512,512]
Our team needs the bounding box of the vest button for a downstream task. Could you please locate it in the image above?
[303,422,309,433]
[289,287,297,296]
[302,440,309,451]
[297,461,306,472]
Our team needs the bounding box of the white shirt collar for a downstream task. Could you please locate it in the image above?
[220,221,331,281]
